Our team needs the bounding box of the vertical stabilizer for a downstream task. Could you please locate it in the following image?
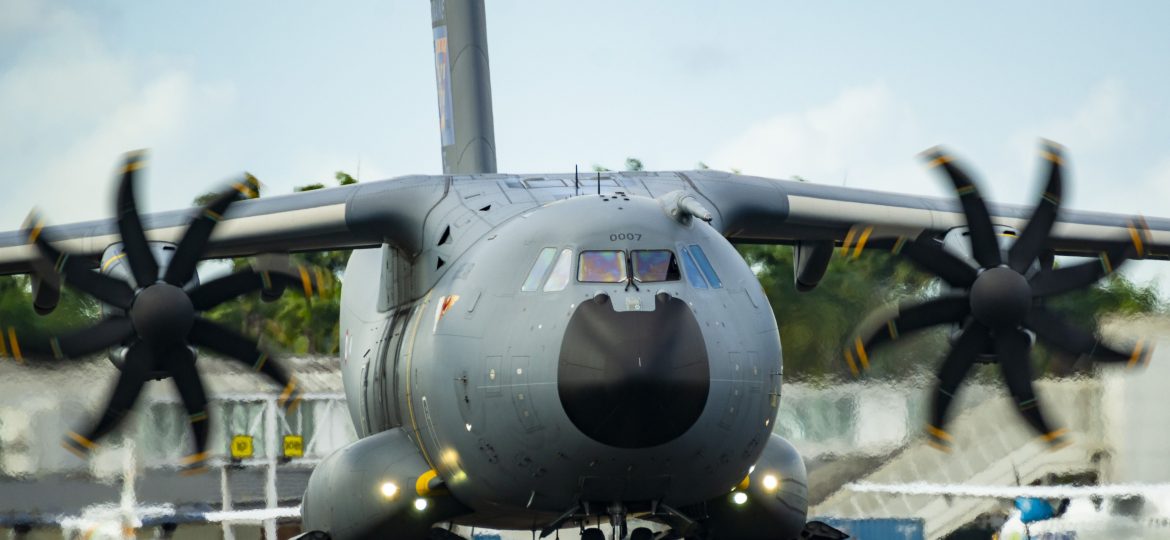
[431,0,497,174]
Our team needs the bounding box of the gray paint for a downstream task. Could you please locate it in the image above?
[320,190,788,536]
[5,170,1164,276]
[301,427,471,537]
[431,0,497,174]
[2,166,1166,538]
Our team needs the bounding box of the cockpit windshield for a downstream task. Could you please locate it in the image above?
[578,251,627,283]
[631,250,680,282]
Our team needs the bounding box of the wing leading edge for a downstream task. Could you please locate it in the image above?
[0,174,447,276]
[0,161,1164,277]
[685,170,1170,258]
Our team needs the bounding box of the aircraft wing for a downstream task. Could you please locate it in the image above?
[0,174,446,275]
[0,165,1163,278]
[684,170,1169,258]
[846,481,1170,500]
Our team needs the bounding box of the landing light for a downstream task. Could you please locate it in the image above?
[731,492,748,505]
[380,482,399,499]
[414,498,429,511]
[762,474,780,492]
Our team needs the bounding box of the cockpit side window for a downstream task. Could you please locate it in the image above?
[687,244,722,289]
[679,247,708,289]
[631,250,680,283]
[521,247,557,291]
[543,249,573,291]
[577,251,627,283]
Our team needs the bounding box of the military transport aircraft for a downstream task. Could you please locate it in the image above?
[0,1,1165,539]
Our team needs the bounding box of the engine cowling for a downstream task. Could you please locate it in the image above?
[301,427,471,539]
[685,434,809,540]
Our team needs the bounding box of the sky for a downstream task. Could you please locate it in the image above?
[3,0,1170,285]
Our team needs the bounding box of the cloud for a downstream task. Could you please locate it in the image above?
[707,82,940,196]
[0,0,237,227]
[1015,80,1129,154]
[997,81,1135,205]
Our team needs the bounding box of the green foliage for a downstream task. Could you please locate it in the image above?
[199,173,354,355]
[336,171,358,185]
[0,276,99,351]
[1036,273,1162,374]
[591,157,644,172]
[740,244,938,380]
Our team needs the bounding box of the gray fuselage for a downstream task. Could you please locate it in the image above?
[338,191,782,526]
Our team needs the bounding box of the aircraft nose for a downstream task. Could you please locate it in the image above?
[557,292,710,448]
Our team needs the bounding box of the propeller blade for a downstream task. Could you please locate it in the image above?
[1026,306,1151,367]
[187,318,303,411]
[188,264,324,311]
[846,295,970,377]
[995,329,1068,447]
[1008,141,1064,273]
[30,259,61,315]
[115,151,160,287]
[1029,249,1126,297]
[921,147,1002,268]
[25,220,135,309]
[31,278,60,315]
[856,234,978,288]
[926,322,990,451]
[167,346,211,474]
[7,317,135,361]
[163,177,258,287]
[62,342,153,458]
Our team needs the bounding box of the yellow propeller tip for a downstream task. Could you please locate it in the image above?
[918,147,953,168]
[1039,138,1065,150]
[926,439,953,453]
[179,466,210,477]
[918,145,945,157]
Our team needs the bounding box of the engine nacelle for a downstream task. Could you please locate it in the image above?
[685,433,809,540]
[301,427,471,540]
